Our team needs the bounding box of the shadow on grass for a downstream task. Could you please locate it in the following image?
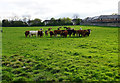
[22,36,89,39]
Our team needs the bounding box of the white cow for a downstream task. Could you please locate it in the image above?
[29,31,38,37]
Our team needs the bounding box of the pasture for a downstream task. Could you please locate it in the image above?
[2,25,119,82]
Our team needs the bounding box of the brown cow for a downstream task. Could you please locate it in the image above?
[45,30,48,36]
[50,31,54,37]
[60,30,68,38]
[25,31,30,37]
[54,30,62,37]
[48,28,52,31]
[76,30,83,37]
[76,29,91,37]
[84,29,91,36]
[67,28,75,37]
[38,31,44,37]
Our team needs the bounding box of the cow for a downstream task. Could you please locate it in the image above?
[54,30,62,37]
[84,29,91,36]
[25,31,44,37]
[64,27,67,29]
[40,28,43,31]
[48,28,52,31]
[76,29,91,37]
[45,28,52,36]
[72,30,77,36]
[67,28,75,37]
[57,27,62,30]
[25,31,30,37]
[50,31,54,37]
[45,30,48,36]
[38,31,44,37]
[76,30,84,37]
[63,27,75,37]
[60,30,68,38]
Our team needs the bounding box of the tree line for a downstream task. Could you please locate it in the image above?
[2,17,81,27]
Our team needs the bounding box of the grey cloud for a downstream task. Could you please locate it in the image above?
[0,0,118,20]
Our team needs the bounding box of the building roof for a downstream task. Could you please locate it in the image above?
[91,16,99,20]
[99,15,119,19]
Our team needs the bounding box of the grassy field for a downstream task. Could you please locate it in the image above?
[2,25,119,82]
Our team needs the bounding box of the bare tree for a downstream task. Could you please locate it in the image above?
[22,15,31,22]
[73,14,79,19]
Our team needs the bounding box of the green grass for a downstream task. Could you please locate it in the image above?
[2,25,119,82]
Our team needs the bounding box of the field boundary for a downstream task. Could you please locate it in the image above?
[118,28,120,76]
[0,26,2,82]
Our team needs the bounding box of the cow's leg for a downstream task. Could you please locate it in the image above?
[60,34,62,37]
[29,34,31,37]
[76,33,78,37]
[81,33,84,37]
[73,33,75,37]
[65,34,67,38]
[54,34,57,37]
[88,34,89,36]
[77,33,79,37]
[69,34,71,37]
[36,33,37,37]
[25,34,27,37]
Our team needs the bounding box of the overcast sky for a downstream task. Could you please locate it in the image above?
[0,0,119,20]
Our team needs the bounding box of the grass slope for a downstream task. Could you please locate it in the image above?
[2,25,119,82]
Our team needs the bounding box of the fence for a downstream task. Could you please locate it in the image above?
[80,22,120,27]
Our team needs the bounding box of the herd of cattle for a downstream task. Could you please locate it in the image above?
[25,27,91,38]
